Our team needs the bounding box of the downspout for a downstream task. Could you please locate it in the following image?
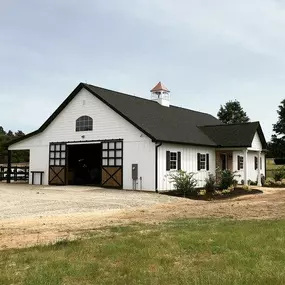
[155,142,162,193]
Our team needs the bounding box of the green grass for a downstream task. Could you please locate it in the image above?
[266,158,283,178]
[1,219,285,285]
[266,158,279,170]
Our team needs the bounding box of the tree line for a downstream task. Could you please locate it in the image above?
[0,127,29,163]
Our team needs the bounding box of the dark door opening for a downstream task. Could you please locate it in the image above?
[220,154,227,170]
[67,143,102,185]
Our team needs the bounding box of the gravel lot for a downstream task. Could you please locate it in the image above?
[1,183,285,250]
[0,183,181,220]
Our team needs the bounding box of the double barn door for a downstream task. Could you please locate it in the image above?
[48,141,123,188]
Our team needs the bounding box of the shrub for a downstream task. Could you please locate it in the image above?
[243,185,250,191]
[168,170,197,197]
[273,166,285,181]
[227,185,235,192]
[221,189,231,194]
[216,168,239,190]
[264,177,275,187]
[204,174,216,193]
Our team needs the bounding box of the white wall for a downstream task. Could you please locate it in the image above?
[9,88,155,190]
[248,132,263,151]
[157,143,216,190]
[233,151,265,183]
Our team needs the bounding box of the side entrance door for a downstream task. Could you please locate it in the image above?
[49,143,67,185]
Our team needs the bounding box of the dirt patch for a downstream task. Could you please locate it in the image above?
[0,184,285,250]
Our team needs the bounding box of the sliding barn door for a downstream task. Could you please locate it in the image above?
[101,141,123,188]
[49,143,67,185]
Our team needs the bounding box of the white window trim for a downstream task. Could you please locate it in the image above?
[170,152,177,170]
[239,156,244,170]
[199,153,207,171]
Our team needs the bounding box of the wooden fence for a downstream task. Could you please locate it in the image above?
[0,166,29,182]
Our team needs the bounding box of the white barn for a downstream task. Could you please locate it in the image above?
[7,82,267,190]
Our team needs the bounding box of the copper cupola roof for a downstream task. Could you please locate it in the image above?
[150,82,170,92]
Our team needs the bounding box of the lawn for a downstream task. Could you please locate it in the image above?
[266,158,283,178]
[1,219,285,285]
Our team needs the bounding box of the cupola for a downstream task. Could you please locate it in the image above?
[150,81,170,107]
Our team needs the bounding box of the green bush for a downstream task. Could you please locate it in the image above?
[216,168,239,190]
[249,180,257,186]
[204,174,216,193]
[264,177,275,187]
[273,166,285,181]
[168,170,197,197]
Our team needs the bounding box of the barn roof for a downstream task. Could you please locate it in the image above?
[199,122,267,149]
[8,83,267,149]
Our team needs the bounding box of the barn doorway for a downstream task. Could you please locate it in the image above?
[67,143,102,185]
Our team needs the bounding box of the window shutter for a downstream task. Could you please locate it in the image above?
[166,151,171,171]
[206,153,209,171]
[254,156,258,170]
[177,152,181,170]
[197,153,201,171]
[237,155,240,170]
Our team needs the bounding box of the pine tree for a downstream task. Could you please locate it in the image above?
[270,99,285,158]
[217,100,250,124]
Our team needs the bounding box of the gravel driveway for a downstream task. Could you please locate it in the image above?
[0,183,181,220]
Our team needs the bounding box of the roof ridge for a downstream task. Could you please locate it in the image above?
[86,83,218,118]
[199,121,259,128]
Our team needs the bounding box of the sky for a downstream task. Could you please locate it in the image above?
[1,0,285,141]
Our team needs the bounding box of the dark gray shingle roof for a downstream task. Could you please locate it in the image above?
[85,84,219,146]
[8,83,267,149]
[199,122,267,149]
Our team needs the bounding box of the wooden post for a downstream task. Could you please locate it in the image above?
[0,166,3,181]
[14,165,17,182]
[257,151,262,186]
[243,149,248,185]
[7,150,11,183]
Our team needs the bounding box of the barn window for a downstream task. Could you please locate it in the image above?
[166,151,181,171]
[102,141,123,166]
[76,116,93,132]
[237,155,244,170]
[49,143,66,166]
[197,153,209,171]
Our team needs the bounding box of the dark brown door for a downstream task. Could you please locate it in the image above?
[49,143,67,185]
[101,141,123,188]
[102,167,122,187]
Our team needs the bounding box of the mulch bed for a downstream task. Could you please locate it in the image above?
[161,187,263,201]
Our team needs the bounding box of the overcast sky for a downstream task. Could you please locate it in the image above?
[1,0,285,140]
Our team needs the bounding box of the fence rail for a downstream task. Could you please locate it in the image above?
[0,166,29,182]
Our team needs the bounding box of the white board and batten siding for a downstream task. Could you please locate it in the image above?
[9,88,156,190]
[157,143,215,190]
[233,132,265,183]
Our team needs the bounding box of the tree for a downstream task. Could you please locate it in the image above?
[14,130,25,137]
[6,130,14,137]
[269,99,285,158]
[217,100,250,124]
[0,127,29,163]
[0,126,6,135]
